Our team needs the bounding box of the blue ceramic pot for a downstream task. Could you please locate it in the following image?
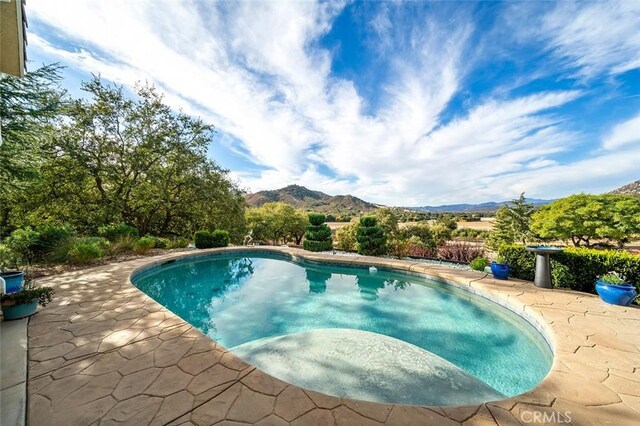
[0,271,24,293]
[1,300,38,320]
[490,262,510,280]
[595,281,637,306]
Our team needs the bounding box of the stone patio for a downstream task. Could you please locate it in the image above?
[25,247,640,425]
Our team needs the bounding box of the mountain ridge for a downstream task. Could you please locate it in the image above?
[245,185,379,214]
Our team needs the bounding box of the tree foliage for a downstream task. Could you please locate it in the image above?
[357,216,386,256]
[486,193,535,250]
[4,76,245,240]
[244,202,308,245]
[303,213,333,252]
[531,194,640,247]
[0,65,67,235]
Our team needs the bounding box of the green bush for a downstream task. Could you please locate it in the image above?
[357,216,386,256]
[303,240,334,252]
[470,257,490,271]
[498,245,640,295]
[148,236,170,249]
[303,213,333,252]
[308,213,326,226]
[335,223,358,251]
[194,231,215,249]
[211,230,230,247]
[167,238,190,249]
[6,228,40,262]
[134,236,156,254]
[68,242,104,265]
[0,244,22,271]
[98,223,139,242]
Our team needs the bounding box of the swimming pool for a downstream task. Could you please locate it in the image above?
[132,252,553,404]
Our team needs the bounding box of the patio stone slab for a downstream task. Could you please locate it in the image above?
[24,246,640,425]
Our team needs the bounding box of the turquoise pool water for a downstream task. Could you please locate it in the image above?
[132,253,552,397]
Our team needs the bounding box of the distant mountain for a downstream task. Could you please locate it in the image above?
[609,180,640,196]
[407,198,553,213]
[245,185,379,215]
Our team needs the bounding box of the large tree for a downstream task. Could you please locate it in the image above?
[11,77,245,239]
[486,193,535,250]
[531,194,640,247]
[0,65,66,236]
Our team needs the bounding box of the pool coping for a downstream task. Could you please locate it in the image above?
[25,246,640,425]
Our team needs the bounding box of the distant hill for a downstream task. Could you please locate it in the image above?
[245,185,379,215]
[407,198,553,213]
[609,180,640,195]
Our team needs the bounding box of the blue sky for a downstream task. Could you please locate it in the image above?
[26,0,640,205]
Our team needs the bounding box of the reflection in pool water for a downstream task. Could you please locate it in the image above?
[133,253,552,397]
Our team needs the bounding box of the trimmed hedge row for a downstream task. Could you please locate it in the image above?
[193,230,230,249]
[498,245,640,294]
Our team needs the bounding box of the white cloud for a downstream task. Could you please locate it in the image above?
[542,1,640,77]
[603,113,640,150]
[26,0,640,205]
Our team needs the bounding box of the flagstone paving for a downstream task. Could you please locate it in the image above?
[25,247,640,425]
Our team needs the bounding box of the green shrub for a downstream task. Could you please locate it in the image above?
[166,237,189,249]
[470,257,490,271]
[134,236,156,254]
[98,223,139,241]
[148,236,170,249]
[356,216,386,256]
[194,231,215,249]
[0,244,22,271]
[401,223,436,248]
[211,230,230,247]
[303,240,334,251]
[107,235,137,255]
[48,236,110,264]
[498,245,640,295]
[308,213,326,226]
[303,213,333,252]
[6,227,40,262]
[68,242,104,265]
[335,223,358,251]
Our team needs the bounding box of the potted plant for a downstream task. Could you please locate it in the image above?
[595,272,637,307]
[490,261,510,280]
[1,279,55,320]
[0,245,24,293]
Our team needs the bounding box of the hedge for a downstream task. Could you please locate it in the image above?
[194,230,229,249]
[498,245,640,295]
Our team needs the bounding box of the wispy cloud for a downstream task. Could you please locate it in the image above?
[27,0,640,204]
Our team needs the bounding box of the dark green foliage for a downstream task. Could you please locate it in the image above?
[211,230,230,247]
[357,216,386,256]
[194,231,215,249]
[98,223,139,241]
[359,216,377,227]
[303,213,333,252]
[134,236,156,254]
[498,245,640,295]
[1,281,55,307]
[308,213,326,226]
[470,257,490,271]
[303,240,334,252]
[47,236,108,264]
